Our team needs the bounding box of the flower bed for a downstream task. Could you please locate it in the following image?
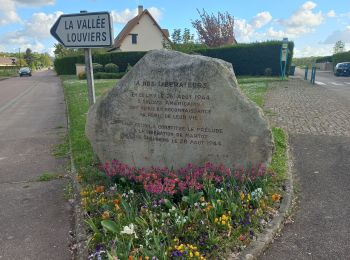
[81,161,283,259]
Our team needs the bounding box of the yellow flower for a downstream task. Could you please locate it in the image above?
[240,191,245,200]
[221,220,226,225]
[272,193,281,202]
[222,214,229,221]
[214,218,219,223]
[189,251,193,257]
[102,210,110,220]
[195,251,200,257]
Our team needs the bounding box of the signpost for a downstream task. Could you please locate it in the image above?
[280,37,288,80]
[50,11,113,106]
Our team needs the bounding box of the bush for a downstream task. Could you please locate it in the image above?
[333,51,350,67]
[316,55,332,63]
[264,68,272,76]
[93,63,104,73]
[104,63,119,73]
[94,72,126,79]
[78,71,86,80]
[54,52,146,75]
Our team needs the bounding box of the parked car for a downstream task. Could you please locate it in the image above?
[19,67,32,77]
[334,62,350,76]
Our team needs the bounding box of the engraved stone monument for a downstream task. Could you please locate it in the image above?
[86,49,273,168]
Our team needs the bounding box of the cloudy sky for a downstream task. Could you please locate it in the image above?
[0,0,349,57]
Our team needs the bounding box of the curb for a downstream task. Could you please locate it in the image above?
[229,132,294,260]
[61,79,88,260]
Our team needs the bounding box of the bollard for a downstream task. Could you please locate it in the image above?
[304,67,309,80]
[310,66,316,85]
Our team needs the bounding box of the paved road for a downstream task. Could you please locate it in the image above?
[261,79,350,259]
[295,67,350,102]
[0,70,72,259]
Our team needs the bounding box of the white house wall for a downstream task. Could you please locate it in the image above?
[120,15,168,51]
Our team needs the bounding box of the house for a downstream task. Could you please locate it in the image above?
[0,57,16,66]
[110,6,171,52]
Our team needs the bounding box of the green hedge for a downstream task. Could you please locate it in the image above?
[315,56,332,63]
[54,52,145,75]
[333,51,350,66]
[195,41,294,76]
[78,71,126,80]
[54,41,293,76]
[95,72,126,79]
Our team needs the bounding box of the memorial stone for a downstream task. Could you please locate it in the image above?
[86,49,273,169]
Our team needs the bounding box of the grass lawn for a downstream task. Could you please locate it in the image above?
[60,75,288,259]
[0,68,18,77]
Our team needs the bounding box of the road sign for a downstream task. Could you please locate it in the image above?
[281,49,288,61]
[50,12,113,48]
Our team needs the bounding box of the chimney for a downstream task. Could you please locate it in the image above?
[138,5,143,15]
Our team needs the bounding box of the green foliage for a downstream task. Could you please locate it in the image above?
[54,52,145,75]
[333,40,346,54]
[37,172,62,182]
[333,51,350,67]
[292,57,318,67]
[54,55,85,75]
[270,128,288,180]
[78,72,86,80]
[104,63,119,73]
[196,41,294,76]
[94,72,126,79]
[315,56,332,63]
[92,63,104,73]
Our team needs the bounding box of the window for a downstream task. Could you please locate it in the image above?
[131,34,138,44]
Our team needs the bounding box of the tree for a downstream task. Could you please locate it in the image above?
[333,40,345,54]
[24,48,34,68]
[192,9,235,47]
[168,28,204,53]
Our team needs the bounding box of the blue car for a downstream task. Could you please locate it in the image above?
[19,67,32,77]
[334,62,350,76]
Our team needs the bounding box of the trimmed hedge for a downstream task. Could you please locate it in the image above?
[78,71,126,80]
[315,56,332,63]
[54,41,293,76]
[195,41,294,76]
[95,72,126,79]
[333,51,350,66]
[54,52,145,75]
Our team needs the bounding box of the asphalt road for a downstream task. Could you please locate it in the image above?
[295,67,350,102]
[0,70,72,259]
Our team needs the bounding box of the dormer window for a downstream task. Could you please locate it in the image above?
[131,34,138,44]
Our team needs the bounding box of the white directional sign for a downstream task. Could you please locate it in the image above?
[50,12,113,48]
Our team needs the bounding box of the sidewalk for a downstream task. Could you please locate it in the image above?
[260,79,350,259]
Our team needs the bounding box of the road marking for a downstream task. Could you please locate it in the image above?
[315,81,326,85]
[0,157,7,161]
[330,82,344,86]
[344,82,350,85]
[0,82,38,114]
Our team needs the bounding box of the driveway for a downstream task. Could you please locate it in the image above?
[0,70,72,259]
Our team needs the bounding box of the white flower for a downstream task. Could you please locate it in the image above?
[129,190,134,195]
[120,223,138,238]
[215,188,224,193]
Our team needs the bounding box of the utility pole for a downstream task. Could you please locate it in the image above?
[18,48,21,67]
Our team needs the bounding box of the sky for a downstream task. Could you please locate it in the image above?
[0,0,349,57]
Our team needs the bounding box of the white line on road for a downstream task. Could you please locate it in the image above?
[330,82,344,86]
[315,81,326,85]
[344,82,350,85]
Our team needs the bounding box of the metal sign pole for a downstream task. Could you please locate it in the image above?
[84,48,96,106]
